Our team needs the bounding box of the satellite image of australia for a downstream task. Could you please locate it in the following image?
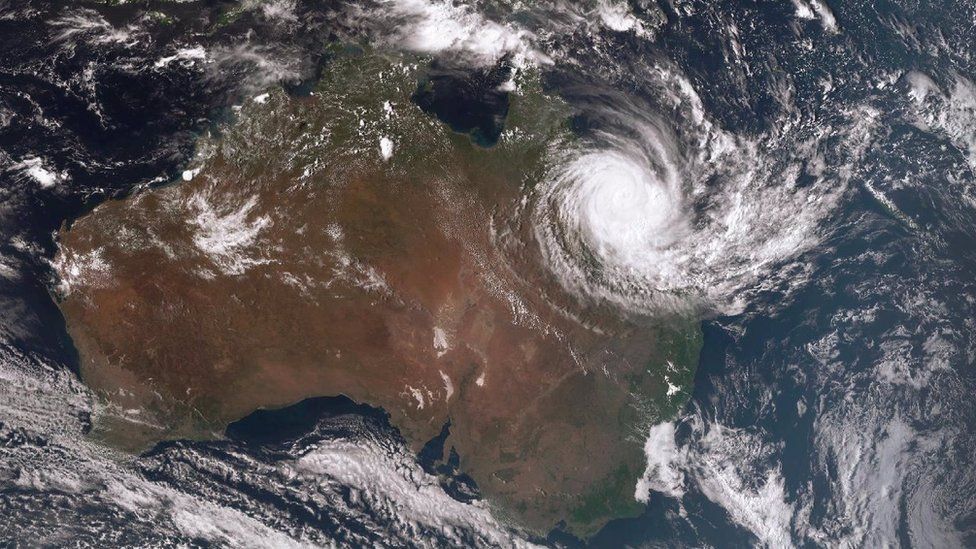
[1,0,976,547]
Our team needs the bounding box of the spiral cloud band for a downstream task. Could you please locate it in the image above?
[533,74,848,316]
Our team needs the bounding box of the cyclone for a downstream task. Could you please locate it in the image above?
[533,80,844,316]
[550,125,685,259]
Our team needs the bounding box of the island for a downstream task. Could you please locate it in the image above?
[52,48,701,538]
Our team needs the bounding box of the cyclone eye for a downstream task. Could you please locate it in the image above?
[574,152,679,261]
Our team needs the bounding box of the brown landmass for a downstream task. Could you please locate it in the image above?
[52,51,700,536]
